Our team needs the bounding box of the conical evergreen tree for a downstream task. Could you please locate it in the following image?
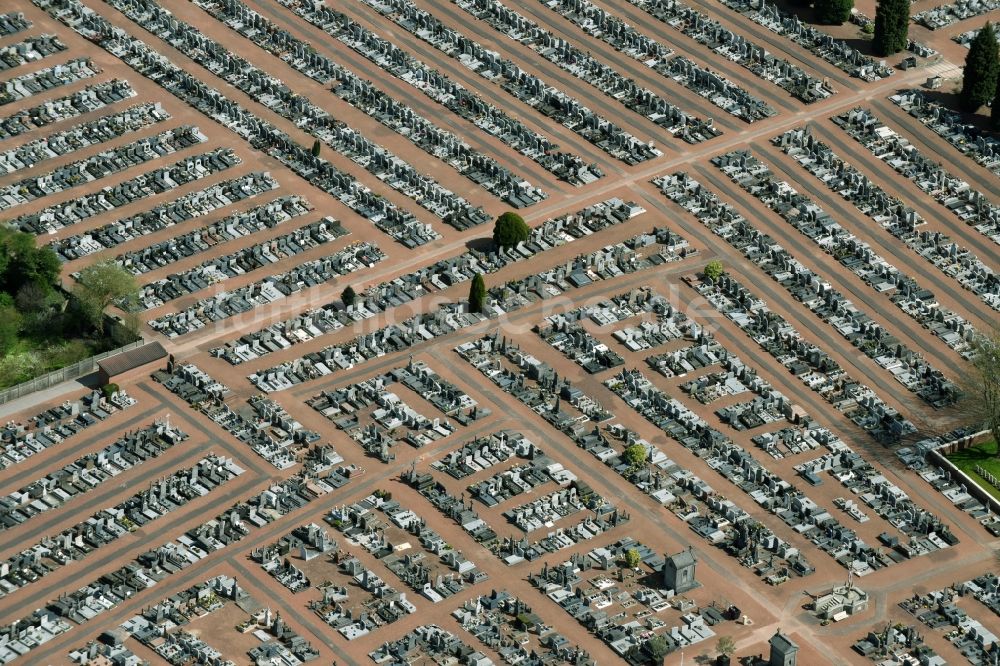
[816,0,853,24]
[960,23,999,112]
[873,0,909,56]
[895,0,910,50]
[469,273,486,314]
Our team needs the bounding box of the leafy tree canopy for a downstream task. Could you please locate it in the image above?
[493,211,531,249]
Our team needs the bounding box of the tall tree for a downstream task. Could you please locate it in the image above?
[0,228,60,296]
[960,23,1000,112]
[73,261,139,333]
[962,325,1000,453]
[873,0,909,56]
[468,273,486,314]
[493,211,531,249]
[816,0,853,24]
[894,0,911,53]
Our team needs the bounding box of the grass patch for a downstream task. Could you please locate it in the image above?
[946,440,1000,501]
[0,338,105,390]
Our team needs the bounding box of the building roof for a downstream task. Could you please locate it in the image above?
[770,630,799,652]
[97,342,167,378]
[667,548,696,568]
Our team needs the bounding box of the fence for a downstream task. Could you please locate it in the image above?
[926,431,1000,517]
[0,339,146,405]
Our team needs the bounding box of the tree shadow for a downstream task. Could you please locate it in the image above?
[899,87,999,134]
[465,237,494,252]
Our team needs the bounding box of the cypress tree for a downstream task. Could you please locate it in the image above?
[873,0,909,56]
[816,0,853,25]
[469,273,486,314]
[960,23,999,112]
[894,0,910,51]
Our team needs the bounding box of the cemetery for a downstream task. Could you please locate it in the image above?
[1,0,998,659]
[0,58,99,106]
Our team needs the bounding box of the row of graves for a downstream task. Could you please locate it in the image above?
[573,419,816,584]
[536,288,690,374]
[122,574,318,664]
[104,0,531,231]
[326,493,490,604]
[369,624,483,665]
[72,191,305,269]
[456,333,616,429]
[653,172,932,440]
[453,589,595,666]
[896,435,1000,537]
[602,366,933,577]
[773,125,1000,314]
[833,108,1000,254]
[455,322,824,584]
[456,0,739,137]
[0,387,135,470]
[0,34,66,73]
[690,270,917,441]
[899,575,1000,665]
[0,101,168,174]
[235,198,642,375]
[13,147,242,235]
[403,465,629,566]
[852,623,945,664]
[792,437,959,559]
[245,0,603,187]
[710,148,968,397]
[463,435,579,509]
[307,359,483,462]
[892,91,1000,181]
[0,124,207,212]
[36,0,438,249]
[432,431,538,481]
[0,420,187,531]
[914,0,1000,29]
[530,540,722,662]
[0,12,30,38]
[0,57,98,106]
[0,469,335,663]
[147,241,385,338]
[129,216,348,311]
[537,316,625,375]
[0,452,243,600]
[717,0,893,80]
[69,635,144,666]
[192,0,545,211]
[157,361,351,473]
[116,577,243,663]
[251,523,336,594]
[0,78,136,140]
[248,206,671,393]
[308,539,419,641]
[954,26,1000,48]
[360,0,718,155]
[51,171,280,260]
[510,0,777,122]
[624,0,831,103]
